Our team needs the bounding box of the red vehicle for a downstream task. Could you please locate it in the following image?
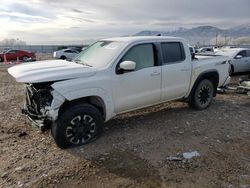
[0,50,36,62]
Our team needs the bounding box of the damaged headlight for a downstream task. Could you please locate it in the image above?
[26,82,54,115]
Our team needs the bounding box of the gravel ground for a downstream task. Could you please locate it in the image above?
[0,64,250,188]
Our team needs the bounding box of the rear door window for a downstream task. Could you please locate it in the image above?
[161,42,185,64]
[8,50,18,54]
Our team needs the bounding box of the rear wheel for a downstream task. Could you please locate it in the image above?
[189,79,214,110]
[60,55,66,60]
[51,104,103,149]
[21,56,29,61]
[0,57,2,62]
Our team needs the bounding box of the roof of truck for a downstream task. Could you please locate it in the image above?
[103,36,184,43]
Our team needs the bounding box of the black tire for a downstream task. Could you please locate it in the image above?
[21,56,29,61]
[60,56,66,60]
[51,104,103,149]
[0,57,2,62]
[189,79,214,110]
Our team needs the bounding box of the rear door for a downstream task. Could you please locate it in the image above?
[160,42,192,101]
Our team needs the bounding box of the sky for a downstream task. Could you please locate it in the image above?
[0,0,249,44]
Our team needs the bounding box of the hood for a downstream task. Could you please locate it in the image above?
[8,60,96,83]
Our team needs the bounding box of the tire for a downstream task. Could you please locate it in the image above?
[51,104,103,149]
[60,56,66,60]
[189,79,214,110]
[0,57,2,62]
[21,56,29,61]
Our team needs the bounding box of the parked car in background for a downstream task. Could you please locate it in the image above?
[216,48,250,74]
[213,46,220,52]
[188,45,195,59]
[197,47,214,54]
[0,50,36,62]
[222,46,237,49]
[68,47,82,53]
[53,49,80,60]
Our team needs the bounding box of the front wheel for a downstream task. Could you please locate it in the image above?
[52,104,103,149]
[189,79,214,110]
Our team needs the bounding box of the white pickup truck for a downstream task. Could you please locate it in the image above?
[8,36,231,148]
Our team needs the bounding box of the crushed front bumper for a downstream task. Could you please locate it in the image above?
[21,107,52,131]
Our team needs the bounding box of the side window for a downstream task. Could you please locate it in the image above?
[161,42,185,64]
[237,50,247,58]
[8,50,17,54]
[64,50,75,53]
[121,44,155,71]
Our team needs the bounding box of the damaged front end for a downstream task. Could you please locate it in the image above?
[22,82,65,131]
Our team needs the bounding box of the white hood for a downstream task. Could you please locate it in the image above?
[8,60,96,83]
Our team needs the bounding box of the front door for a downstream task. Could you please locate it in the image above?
[5,50,18,61]
[112,43,161,113]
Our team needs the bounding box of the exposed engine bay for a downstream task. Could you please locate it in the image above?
[22,82,55,130]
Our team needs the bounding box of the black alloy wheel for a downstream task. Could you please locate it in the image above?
[189,79,214,110]
[52,104,103,149]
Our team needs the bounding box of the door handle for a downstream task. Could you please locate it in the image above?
[181,68,190,71]
[151,72,160,76]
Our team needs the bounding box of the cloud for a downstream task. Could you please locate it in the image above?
[0,0,249,44]
[0,11,49,22]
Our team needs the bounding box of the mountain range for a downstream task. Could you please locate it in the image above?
[134,24,250,45]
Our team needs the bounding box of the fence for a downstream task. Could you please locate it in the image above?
[197,44,250,48]
[0,45,88,53]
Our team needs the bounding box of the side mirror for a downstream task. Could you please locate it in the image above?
[235,55,243,59]
[118,61,136,73]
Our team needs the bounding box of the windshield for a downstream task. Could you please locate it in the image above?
[74,41,126,68]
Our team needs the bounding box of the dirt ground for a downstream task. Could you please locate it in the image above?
[0,64,250,188]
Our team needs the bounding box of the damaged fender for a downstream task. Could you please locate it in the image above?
[52,83,114,121]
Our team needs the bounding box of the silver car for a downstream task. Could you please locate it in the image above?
[216,48,250,74]
[53,48,80,60]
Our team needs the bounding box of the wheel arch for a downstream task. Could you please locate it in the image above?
[189,70,219,99]
[58,96,107,121]
[60,55,66,59]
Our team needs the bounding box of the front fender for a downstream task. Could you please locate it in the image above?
[52,86,115,121]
